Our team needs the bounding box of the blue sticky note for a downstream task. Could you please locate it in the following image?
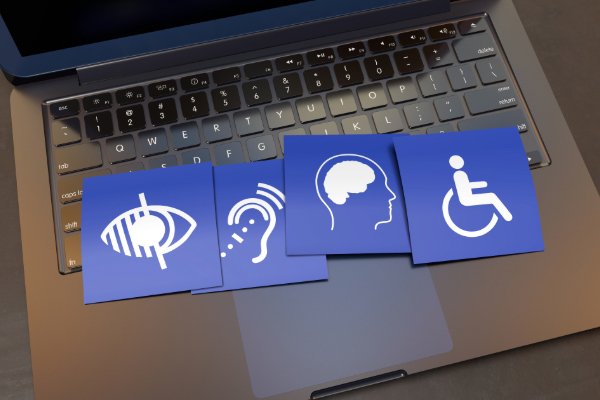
[192,159,328,294]
[284,135,411,255]
[81,163,223,304]
[393,127,544,264]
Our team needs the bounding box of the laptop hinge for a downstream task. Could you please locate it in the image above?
[310,370,408,399]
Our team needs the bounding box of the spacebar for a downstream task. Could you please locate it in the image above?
[458,109,529,133]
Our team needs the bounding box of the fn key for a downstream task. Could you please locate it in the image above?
[64,235,82,269]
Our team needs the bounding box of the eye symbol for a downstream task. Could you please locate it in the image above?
[101,193,197,270]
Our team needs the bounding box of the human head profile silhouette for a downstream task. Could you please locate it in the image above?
[315,154,397,231]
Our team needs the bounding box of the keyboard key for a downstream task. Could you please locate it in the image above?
[83,93,112,112]
[416,71,449,97]
[182,148,211,165]
[64,235,82,269]
[52,118,81,146]
[57,169,110,203]
[170,121,200,150]
[61,203,81,232]
[337,42,366,60]
[341,115,373,134]
[55,142,102,175]
[368,36,397,53]
[106,135,136,164]
[310,121,339,135]
[49,100,79,119]
[115,162,144,174]
[423,43,454,68]
[427,124,454,134]
[357,83,388,110]
[452,34,497,62]
[296,96,327,123]
[279,128,306,153]
[306,48,335,66]
[84,111,114,139]
[148,79,177,98]
[387,77,418,104]
[203,115,233,143]
[326,89,357,116]
[526,151,542,166]
[211,86,242,113]
[457,108,529,133]
[273,73,303,100]
[393,49,424,75]
[464,84,517,115]
[276,54,304,73]
[242,79,272,106]
[428,23,457,41]
[446,65,478,91]
[180,73,209,92]
[398,29,427,47]
[148,98,178,126]
[433,95,465,121]
[212,67,242,86]
[139,128,169,156]
[403,102,435,128]
[116,104,146,133]
[304,67,334,94]
[148,155,178,169]
[475,58,507,85]
[234,109,264,137]
[215,142,245,165]
[334,61,364,87]
[244,60,273,79]
[180,92,210,119]
[116,86,145,105]
[372,108,403,133]
[364,54,394,81]
[458,18,487,36]
[265,102,296,129]
[247,135,278,161]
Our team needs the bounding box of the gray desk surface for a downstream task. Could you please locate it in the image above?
[2,1,600,399]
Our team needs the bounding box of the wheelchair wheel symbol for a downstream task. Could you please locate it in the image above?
[442,189,498,238]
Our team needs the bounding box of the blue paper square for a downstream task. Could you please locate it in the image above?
[284,135,411,255]
[81,163,223,304]
[192,159,328,294]
[393,128,544,264]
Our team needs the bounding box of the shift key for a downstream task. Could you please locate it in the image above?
[54,142,102,174]
[464,84,518,115]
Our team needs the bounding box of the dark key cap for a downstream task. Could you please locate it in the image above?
[148,98,178,126]
[341,115,373,134]
[49,100,79,119]
[433,95,465,121]
[244,60,274,79]
[148,155,178,169]
[57,169,110,203]
[416,71,449,97]
[306,48,335,66]
[310,122,339,135]
[116,104,146,133]
[115,86,145,105]
[368,36,397,53]
[202,115,233,143]
[273,73,303,100]
[115,162,144,174]
[457,108,529,133]
[526,151,542,166]
[446,65,478,91]
[52,118,81,146]
[403,102,435,128]
[423,43,454,68]
[398,29,427,47]
[458,18,487,36]
[234,109,264,136]
[428,23,457,41]
[211,86,242,113]
[334,61,364,87]
[387,77,418,104]
[372,108,404,133]
[452,34,497,62]
[393,49,424,75]
[55,142,102,175]
[64,235,82,269]
[275,54,305,73]
[265,102,296,129]
[304,67,334,93]
[242,79,272,106]
[464,84,517,115]
[337,42,367,60]
[357,83,388,110]
[427,124,454,134]
[326,89,357,116]
[61,203,81,232]
[364,54,394,81]
[296,96,327,123]
[180,73,209,92]
[82,93,112,112]
[138,128,169,157]
[106,135,136,164]
[180,92,210,120]
[279,128,306,153]
[247,135,278,161]
[148,79,177,98]
[170,121,200,150]
[84,111,114,139]
[213,67,242,86]
[182,148,211,165]
[215,142,245,165]
[475,58,507,85]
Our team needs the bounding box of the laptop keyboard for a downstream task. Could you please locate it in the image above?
[44,15,549,274]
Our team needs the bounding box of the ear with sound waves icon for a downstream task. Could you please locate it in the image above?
[101,193,197,270]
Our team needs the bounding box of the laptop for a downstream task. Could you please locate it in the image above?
[4,0,600,398]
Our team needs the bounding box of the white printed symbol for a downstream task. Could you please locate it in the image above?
[101,193,197,269]
[125,91,133,98]
[126,109,133,116]
[443,155,512,238]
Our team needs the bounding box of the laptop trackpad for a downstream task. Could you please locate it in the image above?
[233,254,453,398]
